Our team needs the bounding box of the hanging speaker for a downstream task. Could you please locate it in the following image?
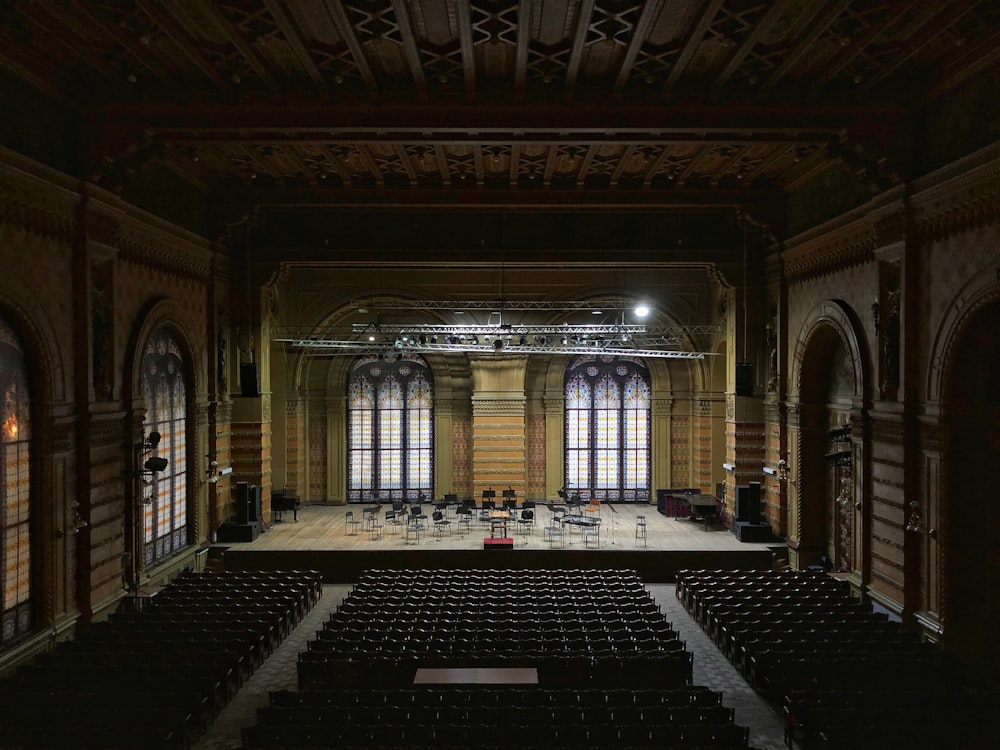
[735,363,754,397]
[240,362,260,397]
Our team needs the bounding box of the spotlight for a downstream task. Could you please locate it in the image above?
[147,431,161,448]
[144,456,169,472]
[493,338,504,352]
[634,304,650,318]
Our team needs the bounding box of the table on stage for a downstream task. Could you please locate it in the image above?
[488,510,511,537]
[559,513,601,544]
[683,494,720,530]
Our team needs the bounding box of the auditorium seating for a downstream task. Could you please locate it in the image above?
[242,568,752,749]
[677,569,995,749]
[0,569,321,750]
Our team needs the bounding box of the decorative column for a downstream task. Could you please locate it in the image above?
[469,355,527,499]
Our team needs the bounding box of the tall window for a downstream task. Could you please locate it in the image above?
[565,356,650,500]
[348,353,432,501]
[1,317,31,646]
[140,328,188,565]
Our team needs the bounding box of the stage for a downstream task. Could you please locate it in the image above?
[215,502,780,583]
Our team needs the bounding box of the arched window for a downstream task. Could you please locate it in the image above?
[565,356,650,501]
[1,317,31,646]
[348,353,433,501]
[140,327,188,565]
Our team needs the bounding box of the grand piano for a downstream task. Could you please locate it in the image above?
[271,488,301,522]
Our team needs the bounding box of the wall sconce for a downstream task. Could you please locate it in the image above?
[206,456,218,483]
[777,459,790,482]
[904,501,924,533]
[57,503,89,537]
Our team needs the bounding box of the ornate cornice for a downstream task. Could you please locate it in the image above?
[871,416,904,445]
[780,215,878,284]
[472,400,526,417]
[0,153,77,243]
[911,146,1000,242]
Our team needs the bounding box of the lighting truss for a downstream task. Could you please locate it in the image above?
[350,299,645,312]
[274,338,709,359]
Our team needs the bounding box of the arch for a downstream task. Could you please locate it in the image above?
[789,300,869,569]
[123,298,201,572]
[564,355,651,501]
[930,273,1000,659]
[0,313,36,646]
[346,352,434,502]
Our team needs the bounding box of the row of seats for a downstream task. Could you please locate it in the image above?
[246,685,743,750]
[0,569,321,750]
[297,650,694,690]
[676,569,991,749]
[238,567,751,749]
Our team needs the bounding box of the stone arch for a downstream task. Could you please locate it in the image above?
[928,270,1000,659]
[122,298,202,571]
[0,296,58,634]
[789,299,869,569]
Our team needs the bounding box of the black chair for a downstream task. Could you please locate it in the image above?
[432,510,451,537]
[517,509,535,535]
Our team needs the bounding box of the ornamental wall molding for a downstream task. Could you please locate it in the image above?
[0,158,77,243]
[910,142,1000,242]
[472,400,526,417]
[871,416,905,445]
[118,218,213,282]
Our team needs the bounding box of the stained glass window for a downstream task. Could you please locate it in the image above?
[1,317,31,646]
[348,353,433,501]
[140,328,188,565]
[565,356,650,500]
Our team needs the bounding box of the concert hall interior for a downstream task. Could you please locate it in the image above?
[1,2,999,749]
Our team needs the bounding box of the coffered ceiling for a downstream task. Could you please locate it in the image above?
[2,1,997,230]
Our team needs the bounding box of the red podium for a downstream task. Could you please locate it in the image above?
[483,537,513,550]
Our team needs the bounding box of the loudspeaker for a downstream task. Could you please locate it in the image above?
[234,481,250,524]
[240,362,260,397]
[735,363,754,397]
[248,484,261,523]
[735,482,761,525]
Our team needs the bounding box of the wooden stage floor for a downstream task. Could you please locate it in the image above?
[215,503,781,583]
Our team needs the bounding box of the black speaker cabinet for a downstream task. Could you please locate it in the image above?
[240,362,260,397]
[234,481,250,524]
[735,363,754,397]
[248,483,261,523]
[735,482,761,525]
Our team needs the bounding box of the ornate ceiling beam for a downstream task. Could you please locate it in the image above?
[394,145,419,185]
[319,145,354,187]
[134,0,233,92]
[355,144,384,188]
[474,144,486,188]
[434,145,451,187]
[246,187,780,211]
[576,144,598,188]
[321,0,379,95]
[262,0,329,97]
[676,146,710,187]
[810,5,910,90]
[513,0,532,103]
[930,28,1000,99]
[391,0,428,102]
[863,4,973,90]
[662,0,725,96]
[709,145,748,187]
[613,0,664,97]
[30,3,121,90]
[740,144,789,185]
[563,0,596,103]
[509,144,521,190]
[760,1,849,95]
[454,0,477,102]
[643,147,672,188]
[710,0,798,94]
[542,146,560,188]
[611,145,637,187]
[196,3,279,93]
[282,145,318,187]
[108,101,897,136]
